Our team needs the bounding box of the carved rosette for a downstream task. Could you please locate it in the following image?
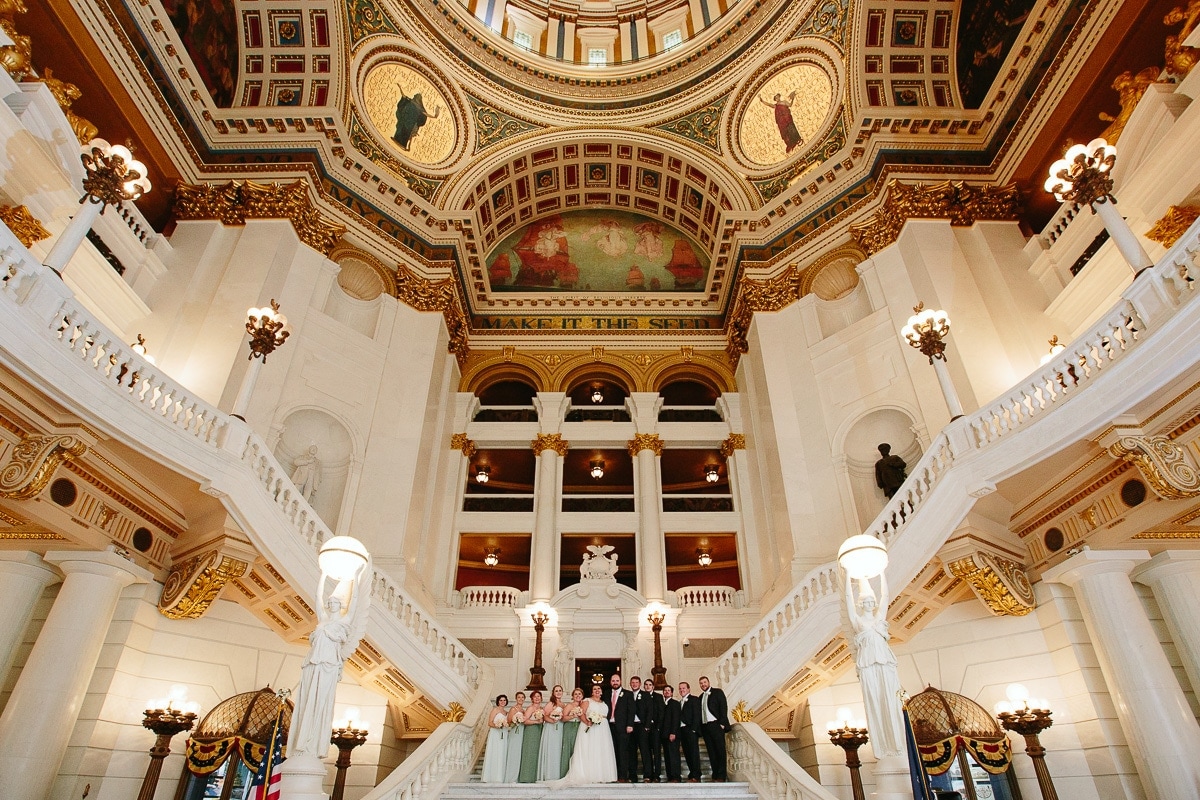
[731,700,755,722]
[532,433,569,457]
[720,434,746,458]
[1146,205,1200,248]
[947,552,1036,616]
[1108,434,1200,499]
[442,701,467,722]
[450,433,476,458]
[849,180,1023,255]
[0,433,87,500]
[159,550,250,620]
[627,433,665,457]
[173,180,345,254]
[0,204,49,248]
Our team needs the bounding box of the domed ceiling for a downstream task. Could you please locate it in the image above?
[42,0,1152,347]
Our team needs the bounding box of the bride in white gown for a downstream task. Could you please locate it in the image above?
[548,685,618,786]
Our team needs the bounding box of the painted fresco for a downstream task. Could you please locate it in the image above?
[162,0,238,107]
[363,64,455,165]
[740,64,833,166]
[487,210,710,292]
[956,0,1037,108]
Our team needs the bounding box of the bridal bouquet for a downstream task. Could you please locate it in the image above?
[509,710,525,731]
[548,707,564,728]
[585,708,604,733]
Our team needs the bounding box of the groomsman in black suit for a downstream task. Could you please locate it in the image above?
[698,676,731,782]
[628,676,655,782]
[644,676,666,781]
[677,681,702,781]
[660,684,683,782]
[608,674,632,782]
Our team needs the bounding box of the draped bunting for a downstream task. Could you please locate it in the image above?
[917,733,1011,775]
[185,736,268,775]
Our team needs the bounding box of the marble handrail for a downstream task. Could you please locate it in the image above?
[731,722,841,800]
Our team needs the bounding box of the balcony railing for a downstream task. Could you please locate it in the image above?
[561,494,635,512]
[676,585,741,608]
[462,494,534,512]
[662,494,734,512]
[472,405,538,422]
[456,586,523,608]
[564,405,631,422]
[658,405,723,422]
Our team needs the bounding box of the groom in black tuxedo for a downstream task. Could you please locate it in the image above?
[660,684,682,782]
[698,676,731,781]
[644,676,666,781]
[607,674,631,782]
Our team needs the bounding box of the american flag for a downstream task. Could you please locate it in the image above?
[249,705,287,800]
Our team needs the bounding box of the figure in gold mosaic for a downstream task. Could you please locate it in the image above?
[739,63,833,166]
[363,63,455,165]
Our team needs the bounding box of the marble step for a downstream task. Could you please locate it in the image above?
[441,783,756,800]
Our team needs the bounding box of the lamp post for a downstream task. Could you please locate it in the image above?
[136,700,198,800]
[44,138,151,275]
[230,300,291,420]
[995,684,1058,800]
[900,302,964,420]
[647,608,667,687]
[527,609,550,691]
[826,713,869,800]
[330,722,369,800]
[1045,138,1152,274]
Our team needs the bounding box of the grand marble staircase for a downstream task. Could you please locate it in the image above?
[440,784,758,800]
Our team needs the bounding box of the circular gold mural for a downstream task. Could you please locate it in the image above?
[363,63,456,165]
[739,64,833,167]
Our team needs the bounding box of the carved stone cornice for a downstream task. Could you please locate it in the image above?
[396,264,470,363]
[450,433,476,458]
[158,550,249,620]
[946,552,1036,617]
[532,433,568,456]
[0,432,88,500]
[172,180,345,254]
[1106,430,1200,499]
[726,266,801,357]
[720,433,746,458]
[849,180,1023,255]
[1146,205,1200,248]
[627,433,664,457]
[0,204,49,248]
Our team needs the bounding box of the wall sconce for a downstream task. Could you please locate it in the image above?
[681,638,690,647]
[704,465,720,483]
[475,465,491,484]
[591,386,604,403]
[506,638,514,647]
[484,547,500,567]
[590,459,605,479]
[697,548,713,567]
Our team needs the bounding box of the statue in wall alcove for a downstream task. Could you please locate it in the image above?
[580,544,619,582]
[290,445,321,502]
[874,443,907,498]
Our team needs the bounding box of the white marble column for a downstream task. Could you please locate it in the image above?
[1134,551,1200,697]
[530,438,564,602]
[631,439,666,602]
[0,552,60,678]
[1045,550,1200,800]
[0,550,148,799]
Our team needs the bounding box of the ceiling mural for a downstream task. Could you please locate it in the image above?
[162,0,238,107]
[957,0,1040,108]
[740,63,835,166]
[362,63,456,165]
[486,210,710,293]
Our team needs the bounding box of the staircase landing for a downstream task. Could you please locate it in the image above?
[441,783,757,799]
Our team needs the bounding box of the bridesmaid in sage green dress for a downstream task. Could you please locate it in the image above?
[560,687,584,773]
[503,692,526,782]
[517,690,544,782]
[538,685,566,780]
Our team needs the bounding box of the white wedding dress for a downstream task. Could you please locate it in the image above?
[547,699,618,786]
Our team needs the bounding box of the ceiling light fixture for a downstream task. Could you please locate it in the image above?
[697,548,712,567]
[590,459,605,479]
[475,465,490,484]
[705,465,720,483]
[591,387,604,404]
[484,547,500,567]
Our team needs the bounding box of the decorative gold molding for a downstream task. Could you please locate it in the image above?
[532,433,568,457]
[1133,529,1200,539]
[1107,432,1200,499]
[627,433,665,457]
[731,700,755,722]
[947,552,1036,616]
[38,68,98,144]
[1164,0,1200,76]
[173,180,345,255]
[158,550,250,620]
[395,264,470,363]
[450,433,476,458]
[0,204,49,248]
[1099,67,1162,143]
[459,347,736,394]
[442,701,466,722]
[848,180,1023,256]
[0,0,32,79]
[1146,205,1200,248]
[0,432,87,500]
[726,265,800,357]
[720,434,746,458]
